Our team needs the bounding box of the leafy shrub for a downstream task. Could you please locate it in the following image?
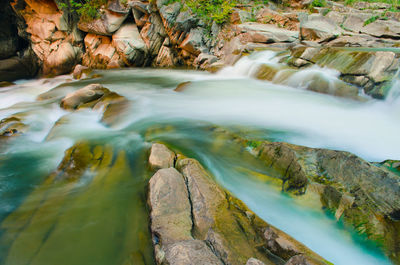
[58,0,108,22]
[311,0,327,7]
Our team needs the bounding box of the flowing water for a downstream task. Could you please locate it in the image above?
[0,51,399,265]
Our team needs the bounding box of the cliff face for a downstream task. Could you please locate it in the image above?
[0,0,38,82]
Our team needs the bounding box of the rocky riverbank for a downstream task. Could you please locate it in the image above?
[2,0,400,99]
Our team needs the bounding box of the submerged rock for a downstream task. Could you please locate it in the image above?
[60,84,108,110]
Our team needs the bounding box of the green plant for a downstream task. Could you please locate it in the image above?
[311,0,326,7]
[364,15,380,25]
[58,0,107,22]
[322,8,331,15]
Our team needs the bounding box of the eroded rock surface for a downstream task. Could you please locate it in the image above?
[148,144,329,265]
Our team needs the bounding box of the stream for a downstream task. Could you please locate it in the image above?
[0,51,398,265]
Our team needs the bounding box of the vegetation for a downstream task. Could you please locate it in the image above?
[310,0,326,7]
[364,14,380,25]
[58,0,107,22]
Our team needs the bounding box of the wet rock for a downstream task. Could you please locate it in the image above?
[0,117,27,137]
[285,254,321,265]
[72,64,91,80]
[112,23,146,66]
[148,145,329,265]
[299,13,343,42]
[149,143,176,170]
[60,83,108,110]
[238,22,299,43]
[149,168,193,245]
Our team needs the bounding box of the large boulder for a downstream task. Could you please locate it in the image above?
[219,127,400,262]
[60,83,109,110]
[112,23,146,66]
[148,145,329,265]
[299,13,343,42]
[238,22,299,43]
[43,41,81,75]
[78,9,129,36]
[148,168,193,245]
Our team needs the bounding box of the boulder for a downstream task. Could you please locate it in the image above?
[78,9,128,36]
[0,117,27,137]
[112,23,146,66]
[0,48,38,82]
[83,33,124,69]
[149,168,193,245]
[238,22,299,43]
[43,41,81,76]
[147,144,330,265]
[256,8,299,31]
[299,13,343,42]
[148,143,176,170]
[60,84,108,110]
[179,27,205,56]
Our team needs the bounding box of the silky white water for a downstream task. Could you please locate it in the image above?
[0,51,398,265]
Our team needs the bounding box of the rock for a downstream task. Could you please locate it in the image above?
[231,9,251,24]
[83,33,124,69]
[60,84,108,110]
[149,168,193,245]
[153,44,178,67]
[0,1,19,59]
[238,22,299,43]
[147,144,329,265]
[0,48,38,82]
[175,11,198,32]
[163,240,223,265]
[341,13,372,33]
[78,9,128,36]
[43,41,81,76]
[0,117,27,137]
[194,53,218,69]
[256,8,299,31]
[140,13,167,61]
[149,143,176,170]
[299,13,343,42]
[179,27,205,56]
[112,23,146,66]
[362,19,400,39]
[246,257,266,265]
[72,64,90,80]
[324,11,345,25]
[285,254,321,265]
